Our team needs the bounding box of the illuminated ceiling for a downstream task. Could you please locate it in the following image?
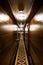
[0,0,43,27]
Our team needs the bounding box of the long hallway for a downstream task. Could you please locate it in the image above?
[15,33,29,65]
[0,0,43,65]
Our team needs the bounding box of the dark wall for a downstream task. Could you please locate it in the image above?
[0,30,18,65]
[29,29,43,65]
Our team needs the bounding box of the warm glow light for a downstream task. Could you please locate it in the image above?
[1,25,18,31]
[25,26,28,32]
[30,24,41,31]
[34,13,43,22]
[19,23,24,28]
[1,24,43,32]
[13,11,28,21]
[0,13,9,23]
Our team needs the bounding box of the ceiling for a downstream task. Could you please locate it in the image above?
[0,0,43,27]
